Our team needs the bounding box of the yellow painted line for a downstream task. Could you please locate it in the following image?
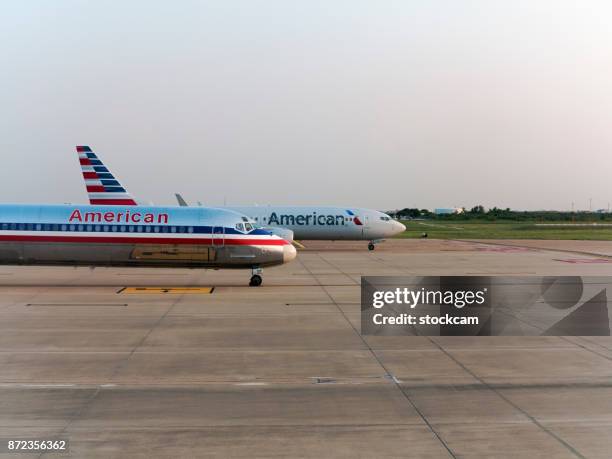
[292,240,306,249]
[120,287,214,294]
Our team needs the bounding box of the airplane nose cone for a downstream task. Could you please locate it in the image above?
[394,221,406,234]
[283,244,297,263]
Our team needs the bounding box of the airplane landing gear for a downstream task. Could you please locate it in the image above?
[249,266,263,287]
[368,239,385,251]
[249,275,262,287]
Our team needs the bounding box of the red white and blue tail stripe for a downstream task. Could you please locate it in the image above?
[76,146,137,206]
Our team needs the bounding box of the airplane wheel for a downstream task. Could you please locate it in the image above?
[249,274,263,287]
[368,242,375,251]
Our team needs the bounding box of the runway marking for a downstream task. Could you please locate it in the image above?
[120,287,214,294]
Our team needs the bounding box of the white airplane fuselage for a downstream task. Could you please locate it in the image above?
[226,206,406,241]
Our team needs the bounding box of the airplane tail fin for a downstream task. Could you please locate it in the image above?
[76,146,137,205]
[175,193,189,207]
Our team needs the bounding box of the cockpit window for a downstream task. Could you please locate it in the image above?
[380,216,390,221]
[241,217,249,222]
[244,223,253,232]
[236,223,245,232]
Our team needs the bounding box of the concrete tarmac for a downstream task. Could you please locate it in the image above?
[0,239,611,458]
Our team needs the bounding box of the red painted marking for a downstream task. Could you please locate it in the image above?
[554,258,612,264]
[0,235,288,246]
[86,186,105,192]
[79,158,92,166]
[90,199,138,205]
[353,217,363,226]
[82,172,98,179]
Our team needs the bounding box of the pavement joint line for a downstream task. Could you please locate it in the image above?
[3,381,612,390]
[425,336,587,459]
[491,309,612,364]
[296,255,458,459]
[313,253,359,285]
[28,278,199,453]
[461,239,612,259]
[59,423,430,431]
[107,273,200,381]
[366,252,418,275]
[37,386,101,459]
[565,335,612,352]
[558,336,612,363]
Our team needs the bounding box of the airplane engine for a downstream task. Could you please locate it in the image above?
[262,226,294,243]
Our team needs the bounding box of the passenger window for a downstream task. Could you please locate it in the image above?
[26,223,33,230]
[171,226,176,233]
[154,226,160,233]
[187,226,194,233]
[1,223,7,230]
[128,226,135,232]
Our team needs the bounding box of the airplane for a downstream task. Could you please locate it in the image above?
[0,202,296,288]
[75,147,406,250]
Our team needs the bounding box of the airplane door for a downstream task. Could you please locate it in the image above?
[362,215,371,238]
[212,226,224,246]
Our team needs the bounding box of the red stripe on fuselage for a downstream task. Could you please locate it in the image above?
[89,199,138,205]
[0,234,288,246]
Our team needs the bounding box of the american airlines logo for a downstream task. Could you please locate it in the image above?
[267,212,362,226]
[68,209,169,224]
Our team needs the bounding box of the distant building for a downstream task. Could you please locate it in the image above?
[434,208,463,215]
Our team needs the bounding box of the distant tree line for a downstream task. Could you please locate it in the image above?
[391,206,612,222]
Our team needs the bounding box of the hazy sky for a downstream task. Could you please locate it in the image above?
[1,1,611,211]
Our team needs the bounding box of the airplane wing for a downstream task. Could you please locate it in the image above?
[76,146,137,205]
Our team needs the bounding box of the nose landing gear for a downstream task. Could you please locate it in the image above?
[367,239,385,251]
[249,266,263,287]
